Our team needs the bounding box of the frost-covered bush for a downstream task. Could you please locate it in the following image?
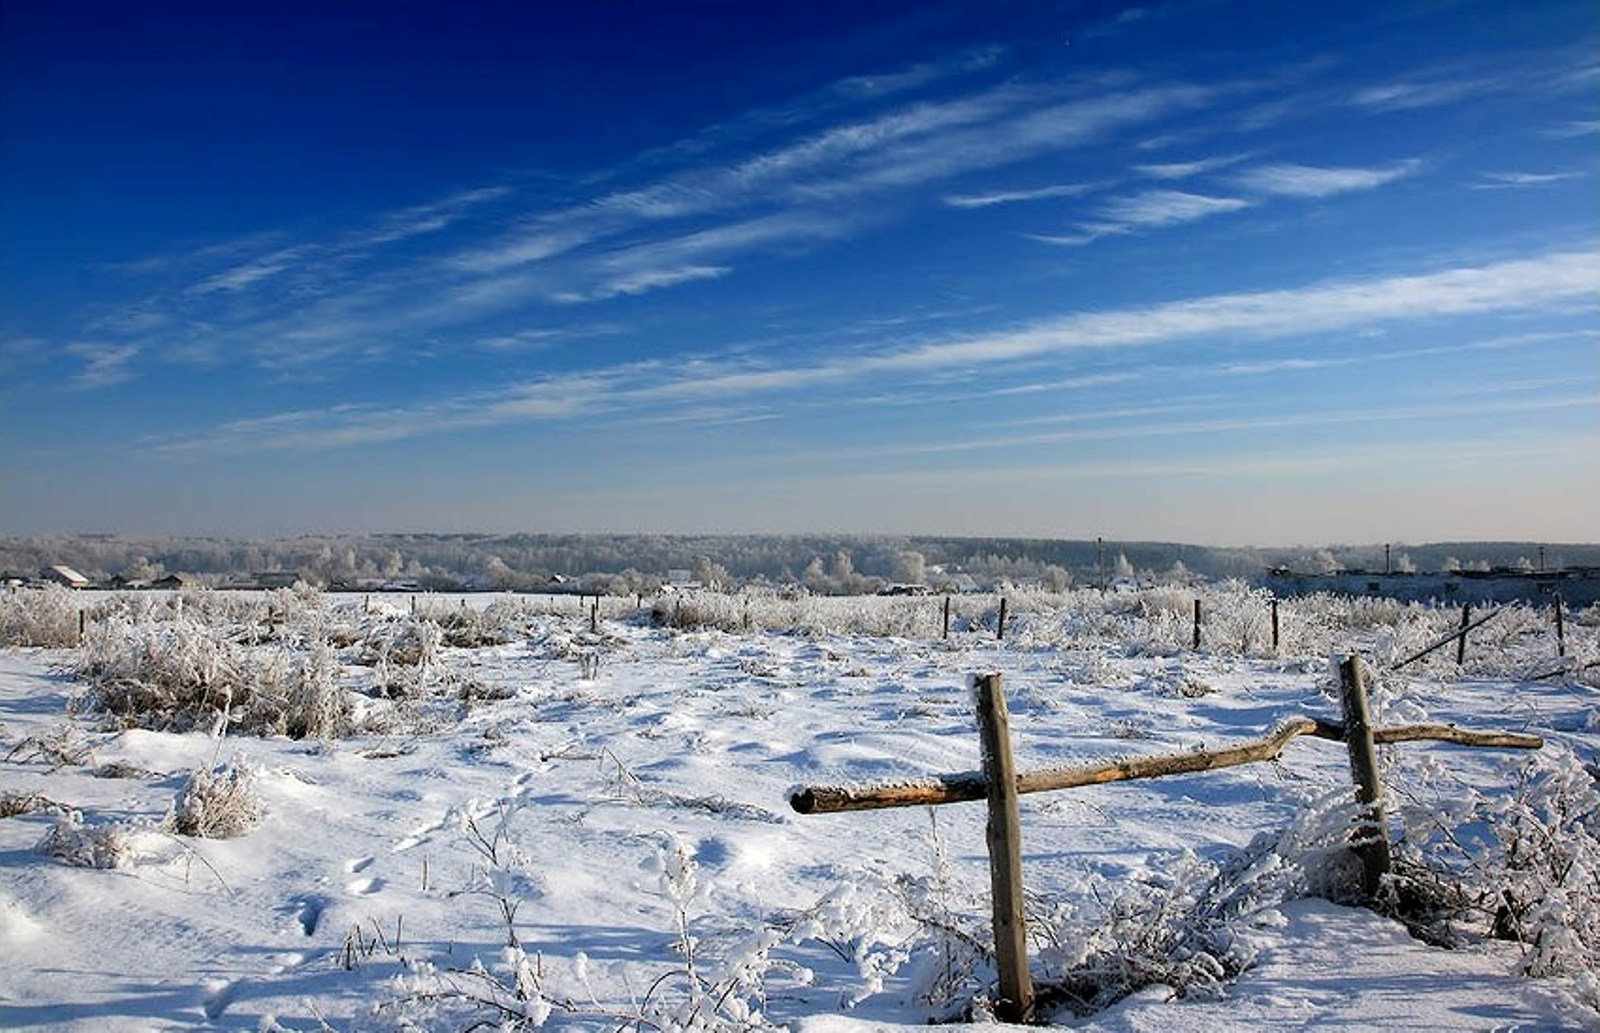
[0,584,82,647]
[434,599,525,647]
[37,811,138,868]
[75,615,358,737]
[169,760,263,839]
[76,616,243,730]
[1028,791,1363,1018]
[1392,749,1600,1011]
[249,638,353,739]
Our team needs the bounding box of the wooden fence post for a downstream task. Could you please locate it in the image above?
[972,674,1035,1024]
[590,596,599,634]
[1271,597,1280,653]
[1192,598,1202,650]
[1456,604,1471,666]
[996,597,1008,642]
[77,609,85,647]
[943,595,952,640]
[1555,596,1566,658]
[1337,656,1391,898]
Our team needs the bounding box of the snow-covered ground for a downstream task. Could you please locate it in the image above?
[0,587,1596,1031]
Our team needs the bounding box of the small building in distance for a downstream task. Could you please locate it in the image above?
[1261,566,1600,608]
[39,565,91,589]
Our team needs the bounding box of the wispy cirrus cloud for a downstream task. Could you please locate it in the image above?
[66,343,141,389]
[1351,76,1496,112]
[81,71,1222,374]
[943,182,1096,208]
[187,246,311,295]
[1471,170,1585,189]
[449,80,1215,279]
[1543,119,1600,138]
[1032,189,1251,245]
[151,248,1598,455]
[1231,159,1422,198]
[1132,153,1248,179]
[352,185,515,248]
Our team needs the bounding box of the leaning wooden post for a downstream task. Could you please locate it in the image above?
[973,673,1035,1024]
[1337,656,1391,898]
[1456,603,1472,666]
[996,597,1008,642]
[1192,598,1202,650]
[1555,596,1566,658]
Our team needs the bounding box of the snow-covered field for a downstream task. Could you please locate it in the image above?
[1,585,1597,1031]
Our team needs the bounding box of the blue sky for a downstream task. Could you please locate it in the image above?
[2,0,1596,546]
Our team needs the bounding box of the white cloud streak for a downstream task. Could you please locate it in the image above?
[152,248,1599,455]
[1543,119,1600,138]
[188,247,310,295]
[1034,189,1251,245]
[1472,170,1585,189]
[1231,160,1421,198]
[1132,154,1248,179]
[944,182,1096,208]
[66,343,141,389]
[1350,77,1493,112]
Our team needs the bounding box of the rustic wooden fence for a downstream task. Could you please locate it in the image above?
[789,658,1543,1023]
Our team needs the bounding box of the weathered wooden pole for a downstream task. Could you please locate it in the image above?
[590,595,599,634]
[996,597,1008,642]
[1192,598,1202,650]
[1456,604,1472,666]
[972,674,1035,1024]
[1337,656,1391,898]
[1555,596,1566,658]
[77,609,86,646]
[943,595,952,640]
[1271,596,1280,653]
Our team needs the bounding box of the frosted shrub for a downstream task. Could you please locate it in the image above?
[169,760,263,839]
[77,616,243,730]
[0,584,82,647]
[1394,751,1600,1008]
[248,639,353,739]
[436,602,516,647]
[37,811,137,869]
[1030,792,1361,1018]
[76,616,359,738]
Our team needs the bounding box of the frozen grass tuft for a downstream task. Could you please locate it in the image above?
[169,760,263,839]
[37,811,138,869]
[0,584,83,647]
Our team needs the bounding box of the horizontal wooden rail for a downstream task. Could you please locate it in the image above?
[788,717,1543,815]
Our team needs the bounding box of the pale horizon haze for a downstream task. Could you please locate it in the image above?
[2,1,1596,548]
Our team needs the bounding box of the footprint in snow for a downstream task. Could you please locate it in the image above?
[292,896,327,936]
[694,836,731,869]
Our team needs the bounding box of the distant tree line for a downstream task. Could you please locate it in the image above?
[0,533,1591,593]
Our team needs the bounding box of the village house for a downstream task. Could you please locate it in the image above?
[39,565,91,589]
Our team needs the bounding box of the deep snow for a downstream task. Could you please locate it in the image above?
[0,588,1595,1031]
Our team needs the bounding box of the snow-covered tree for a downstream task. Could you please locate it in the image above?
[892,550,926,585]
